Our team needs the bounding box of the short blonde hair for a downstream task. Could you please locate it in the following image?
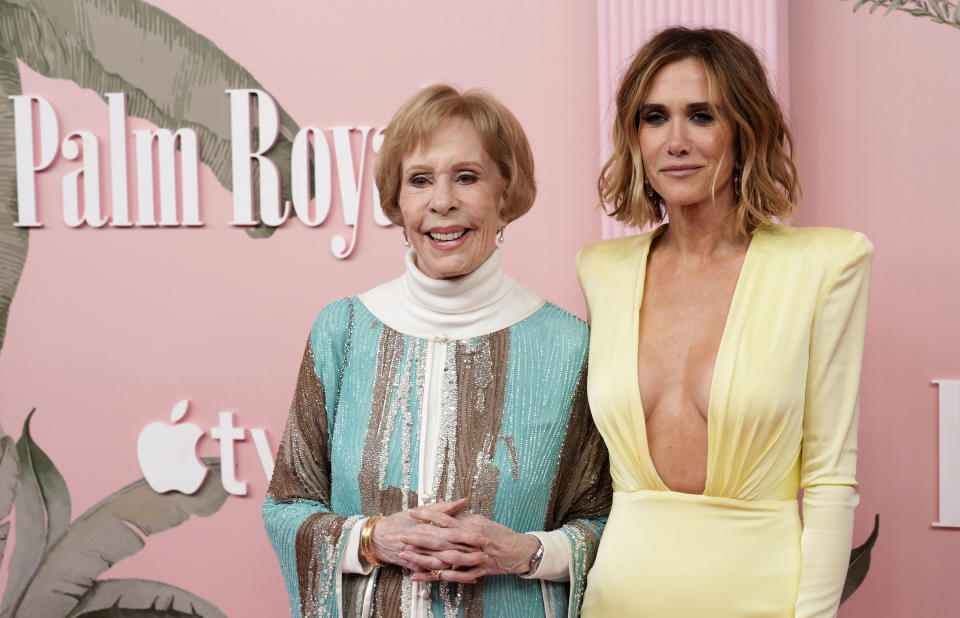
[375,84,536,227]
[599,27,800,234]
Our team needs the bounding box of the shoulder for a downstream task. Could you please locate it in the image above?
[576,232,653,276]
[756,224,873,276]
[759,224,872,254]
[309,297,360,349]
[512,302,589,354]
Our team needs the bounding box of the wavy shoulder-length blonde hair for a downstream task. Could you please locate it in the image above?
[599,27,800,234]
[375,84,536,227]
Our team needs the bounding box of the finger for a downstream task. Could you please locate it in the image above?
[398,550,449,571]
[402,547,490,568]
[440,567,485,584]
[435,550,490,569]
[402,527,487,550]
[434,498,469,516]
[409,507,460,529]
[403,540,477,554]
[410,566,485,584]
[401,531,458,551]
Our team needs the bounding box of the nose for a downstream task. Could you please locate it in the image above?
[430,177,457,215]
[666,120,690,157]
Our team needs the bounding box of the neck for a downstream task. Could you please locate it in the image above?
[358,248,544,339]
[402,248,506,314]
[659,195,748,260]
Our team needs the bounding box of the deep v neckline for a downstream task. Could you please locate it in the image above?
[631,224,757,495]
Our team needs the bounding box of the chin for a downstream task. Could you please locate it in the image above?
[419,255,477,280]
[663,193,709,207]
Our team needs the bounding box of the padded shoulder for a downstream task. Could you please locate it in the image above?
[757,225,873,281]
[576,233,652,280]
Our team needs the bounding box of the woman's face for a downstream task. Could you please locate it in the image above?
[638,58,738,211]
[398,117,506,280]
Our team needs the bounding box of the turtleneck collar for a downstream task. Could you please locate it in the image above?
[359,248,544,340]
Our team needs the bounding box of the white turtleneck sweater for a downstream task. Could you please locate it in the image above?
[338,249,573,615]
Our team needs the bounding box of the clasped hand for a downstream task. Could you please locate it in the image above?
[369,498,540,584]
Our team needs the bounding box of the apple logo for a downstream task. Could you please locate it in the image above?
[137,399,207,493]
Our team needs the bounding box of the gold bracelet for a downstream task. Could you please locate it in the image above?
[360,515,385,567]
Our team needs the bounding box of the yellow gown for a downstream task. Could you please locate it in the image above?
[576,224,872,618]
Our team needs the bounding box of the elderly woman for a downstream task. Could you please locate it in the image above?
[264,84,610,618]
[577,28,872,617]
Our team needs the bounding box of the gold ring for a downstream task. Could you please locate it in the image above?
[431,569,444,580]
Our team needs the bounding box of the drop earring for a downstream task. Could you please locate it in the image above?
[644,179,661,206]
[498,226,505,243]
[733,166,742,199]
[403,231,410,247]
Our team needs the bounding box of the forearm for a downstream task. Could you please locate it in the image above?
[263,495,361,617]
[795,484,859,618]
[521,530,570,581]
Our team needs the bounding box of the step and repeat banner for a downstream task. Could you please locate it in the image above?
[1,1,959,617]
[0,1,602,616]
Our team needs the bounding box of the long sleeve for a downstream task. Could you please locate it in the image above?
[264,300,363,618]
[542,363,613,617]
[796,233,873,617]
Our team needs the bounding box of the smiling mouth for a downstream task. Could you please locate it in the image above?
[427,229,468,241]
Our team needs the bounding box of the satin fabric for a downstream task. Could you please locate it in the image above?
[577,224,872,617]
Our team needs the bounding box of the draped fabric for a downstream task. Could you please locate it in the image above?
[577,224,872,617]
[264,298,611,617]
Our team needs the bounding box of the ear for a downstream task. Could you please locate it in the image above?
[497,190,509,226]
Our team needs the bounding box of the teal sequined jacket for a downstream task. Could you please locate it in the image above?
[264,297,611,617]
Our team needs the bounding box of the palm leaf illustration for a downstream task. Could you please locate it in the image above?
[2,409,71,613]
[0,42,25,354]
[5,456,227,618]
[67,578,228,618]
[843,0,960,29]
[0,0,306,353]
[0,0,301,236]
[0,434,19,567]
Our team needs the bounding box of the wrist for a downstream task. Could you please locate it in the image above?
[360,516,385,567]
[519,534,544,576]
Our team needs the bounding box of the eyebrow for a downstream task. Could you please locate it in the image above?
[404,160,486,172]
[640,102,714,114]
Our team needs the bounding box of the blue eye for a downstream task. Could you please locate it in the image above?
[456,172,478,184]
[409,174,430,187]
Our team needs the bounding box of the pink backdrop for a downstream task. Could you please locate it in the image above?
[790,3,960,616]
[0,1,601,616]
[1,1,958,617]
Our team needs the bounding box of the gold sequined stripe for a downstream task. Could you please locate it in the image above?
[269,340,331,502]
[438,330,510,617]
[341,574,366,617]
[452,330,510,514]
[296,511,349,616]
[371,567,404,617]
[370,485,408,617]
[461,589,484,618]
[544,364,613,528]
[359,326,405,514]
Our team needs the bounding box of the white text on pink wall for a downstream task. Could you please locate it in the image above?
[934,379,960,528]
[9,90,389,258]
